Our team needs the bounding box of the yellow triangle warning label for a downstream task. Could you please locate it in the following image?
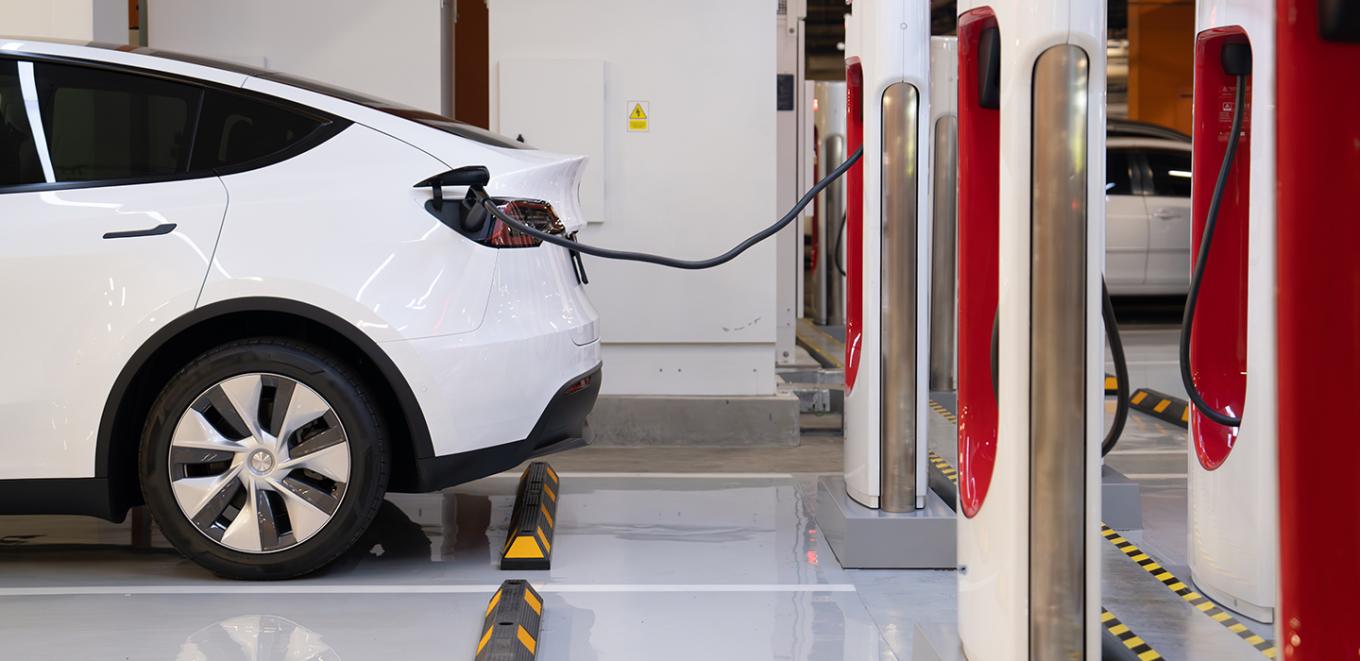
[627,101,649,132]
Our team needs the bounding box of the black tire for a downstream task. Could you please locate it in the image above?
[139,338,390,579]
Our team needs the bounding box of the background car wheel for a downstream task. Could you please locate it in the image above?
[139,338,390,579]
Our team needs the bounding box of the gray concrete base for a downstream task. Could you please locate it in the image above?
[816,476,956,569]
[911,623,965,661]
[586,394,800,447]
[1102,464,1143,530]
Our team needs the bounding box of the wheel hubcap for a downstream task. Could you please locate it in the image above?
[168,373,351,554]
[247,449,275,475]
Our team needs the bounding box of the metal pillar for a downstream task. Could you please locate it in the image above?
[1028,44,1091,659]
[880,81,920,513]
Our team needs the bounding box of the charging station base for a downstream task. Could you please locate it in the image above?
[815,476,956,569]
[912,623,965,661]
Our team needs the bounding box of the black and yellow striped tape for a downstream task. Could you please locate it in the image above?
[1101,608,1165,660]
[794,319,845,369]
[927,400,1167,659]
[927,398,1274,658]
[1101,526,1276,658]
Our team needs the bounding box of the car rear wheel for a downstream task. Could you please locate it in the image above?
[139,338,389,579]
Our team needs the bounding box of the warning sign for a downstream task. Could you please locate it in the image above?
[627,101,649,132]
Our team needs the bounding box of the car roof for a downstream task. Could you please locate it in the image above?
[1108,119,1191,142]
[0,36,253,88]
[1107,136,1193,151]
[0,36,532,153]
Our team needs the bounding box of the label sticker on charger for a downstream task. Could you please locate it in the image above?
[627,101,649,132]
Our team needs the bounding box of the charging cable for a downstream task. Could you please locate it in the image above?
[989,280,1130,456]
[474,148,862,269]
[1179,49,1250,428]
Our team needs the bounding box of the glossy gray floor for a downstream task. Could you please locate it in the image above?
[0,326,1269,661]
[0,418,1268,661]
[0,470,936,660]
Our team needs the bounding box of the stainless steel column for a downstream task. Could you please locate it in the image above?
[880,82,920,513]
[928,115,958,391]
[1029,44,1090,660]
[823,135,846,326]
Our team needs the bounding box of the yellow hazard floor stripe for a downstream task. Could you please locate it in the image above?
[926,400,1176,661]
[795,319,846,368]
[1100,525,1277,658]
[1101,608,1165,660]
[928,399,1276,658]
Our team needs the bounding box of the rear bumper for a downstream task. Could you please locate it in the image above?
[405,363,601,492]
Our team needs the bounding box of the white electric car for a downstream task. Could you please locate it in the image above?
[0,39,601,578]
[1105,120,1194,296]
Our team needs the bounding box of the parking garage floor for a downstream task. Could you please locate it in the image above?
[0,326,1273,660]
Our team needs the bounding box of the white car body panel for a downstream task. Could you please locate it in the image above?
[1106,137,1193,296]
[0,39,600,492]
[0,178,228,479]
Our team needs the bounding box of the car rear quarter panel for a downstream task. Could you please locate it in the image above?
[199,123,498,341]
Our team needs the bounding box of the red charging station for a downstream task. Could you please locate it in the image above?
[844,58,864,393]
[1274,0,1360,656]
[1190,27,1252,470]
[955,7,1000,518]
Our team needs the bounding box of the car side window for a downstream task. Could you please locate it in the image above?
[191,89,328,171]
[0,60,45,186]
[33,61,201,182]
[1106,147,1134,195]
[1145,149,1192,198]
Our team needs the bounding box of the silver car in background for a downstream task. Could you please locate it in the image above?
[1105,121,1193,296]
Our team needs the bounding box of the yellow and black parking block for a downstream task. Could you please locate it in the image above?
[1105,373,1119,396]
[475,580,543,661]
[500,461,559,570]
[1129,388,1190,428]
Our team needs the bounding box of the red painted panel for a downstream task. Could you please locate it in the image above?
[1189,27,1252,470]
[955,8,999,518]
[845,59,865,392]
[1275,0,1360,656]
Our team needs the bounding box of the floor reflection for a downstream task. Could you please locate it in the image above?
[177,614,340,661]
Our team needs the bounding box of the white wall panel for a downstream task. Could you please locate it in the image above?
[489,0,779,395]
[148,0,442,112]
[0,0,123,42]
[498,58,606,223]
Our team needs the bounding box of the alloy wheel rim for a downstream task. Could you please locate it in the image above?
[168,373,351,554]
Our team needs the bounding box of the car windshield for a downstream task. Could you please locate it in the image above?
[126,46,528,150]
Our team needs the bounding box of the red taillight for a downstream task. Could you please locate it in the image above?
[485,200,565,248]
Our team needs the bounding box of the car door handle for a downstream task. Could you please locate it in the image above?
[103,223,177,240]
[1152,209,1178,220]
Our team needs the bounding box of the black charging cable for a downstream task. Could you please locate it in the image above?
[834,211,848,277]
[989,279,1130,456]
[1179,47,1250,428]
[475,148,863,270]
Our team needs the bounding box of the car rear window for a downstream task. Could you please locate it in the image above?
[0,60,44,185]
[192,89,330,171]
